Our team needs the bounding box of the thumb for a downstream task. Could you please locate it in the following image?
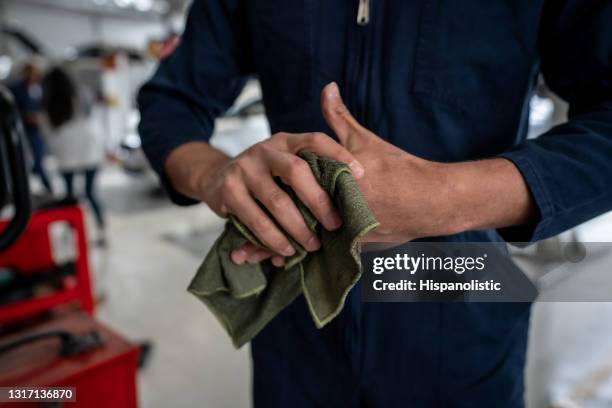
[321,82,367,147]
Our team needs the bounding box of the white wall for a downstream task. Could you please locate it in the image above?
[99,17,166,50]
[1,1,167,57]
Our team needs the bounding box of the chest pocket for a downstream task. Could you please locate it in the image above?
[412,0,540,115]
[249,0,315,116]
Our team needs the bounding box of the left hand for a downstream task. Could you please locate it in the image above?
[319,82,457,242]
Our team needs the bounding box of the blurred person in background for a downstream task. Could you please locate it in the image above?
[42,66,107,246]
[9,57,53,195]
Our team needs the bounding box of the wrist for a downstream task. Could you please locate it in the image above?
[396,155,468,239]
[165,142,230,202]
[190,154,229,194]
[438,161,478,235]
[424,160,475,237]
[441,158,537,234]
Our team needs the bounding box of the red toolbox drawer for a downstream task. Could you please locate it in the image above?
[0,206,95,325]
[0,312,139,408]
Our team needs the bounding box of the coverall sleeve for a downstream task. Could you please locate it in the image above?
[137,0,254,205]
[498,0,612,242]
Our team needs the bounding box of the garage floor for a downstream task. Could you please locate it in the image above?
[89,166,250,408]
[78,164,612,408]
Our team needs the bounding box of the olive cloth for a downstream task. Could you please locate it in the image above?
[188,151,379,348]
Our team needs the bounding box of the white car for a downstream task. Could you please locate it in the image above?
[125,79,269,174]
[209,79,270,156]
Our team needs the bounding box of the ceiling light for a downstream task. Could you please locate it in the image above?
[152,0,169,14]
[134,0,153,11]
[0,56,13,81]
[114,0,132,8]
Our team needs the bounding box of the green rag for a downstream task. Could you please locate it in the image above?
[188,151,379,348]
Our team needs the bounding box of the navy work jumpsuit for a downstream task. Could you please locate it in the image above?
[138,1,612,406]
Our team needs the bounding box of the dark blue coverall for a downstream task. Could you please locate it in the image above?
[138,1,612,406]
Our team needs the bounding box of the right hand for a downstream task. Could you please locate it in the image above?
[195,132,364,264]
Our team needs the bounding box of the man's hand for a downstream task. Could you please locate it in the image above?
[165,132,364,266]
[320,82,454,241]
[320,82,536,242]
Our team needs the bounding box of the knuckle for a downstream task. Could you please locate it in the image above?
[233,156,251,174]
[220,174,240,199]
[257,142,274,156]
[333,102,349,116]
[217,203,229,217]
[294,225,312,242]
[251,222,284,251]
[271,132,286,142]
[250,215,271,236]
[249,142,271,159]
[243,144,259,158]
[267,189,289,211]
[310,132,327,144]
[315,190,332,208]
[230,160,244,175]
[270,236,288,252]
[287,158,309,179]
[311,192,333,217]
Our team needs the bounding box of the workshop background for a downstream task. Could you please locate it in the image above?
[0,1,611,407]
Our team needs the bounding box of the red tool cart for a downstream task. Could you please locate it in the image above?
[0,312,140,408]
[0,84,140,407]
[0,206,141,408]
[0,205,95,324]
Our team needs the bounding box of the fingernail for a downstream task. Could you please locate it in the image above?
[282,245,295,257]
[271,257,285,267]
[232,249,247,264]
[247,254,261,264]
[327,82,340,99]
[306,235,321,251]
[326,213,342,230]
[349,160,365,178]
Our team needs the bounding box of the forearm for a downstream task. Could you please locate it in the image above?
[165,141,230,202]
[441,158,537,235]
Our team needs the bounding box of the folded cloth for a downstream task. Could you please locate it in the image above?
[188,151,379,348]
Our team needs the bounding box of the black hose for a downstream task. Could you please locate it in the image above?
[0,85,32,251]
[0,329,104,357]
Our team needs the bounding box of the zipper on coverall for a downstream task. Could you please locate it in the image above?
[352,0,370,125]
[357,0,370,25]
[345,0,371,392]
